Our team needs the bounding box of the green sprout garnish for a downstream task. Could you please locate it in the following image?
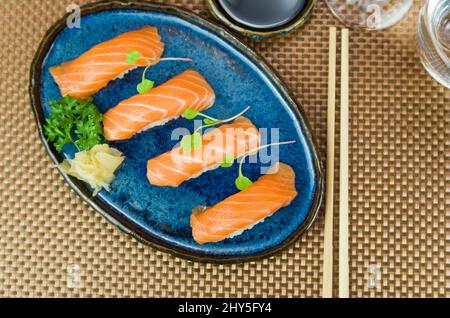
[126,50,142,64]
[220,154,235,168]
[182,108,200,120]
[235,175,254,191]
[126,50,192,95]
[180,132,202,154]
[234,140,296,191]
[179,106,250,154]
[137,76,154,95]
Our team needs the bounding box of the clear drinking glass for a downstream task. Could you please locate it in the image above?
[417,0,450,88]
[325,0,413,30]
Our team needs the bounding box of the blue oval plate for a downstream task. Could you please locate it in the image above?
[30,1,323,263]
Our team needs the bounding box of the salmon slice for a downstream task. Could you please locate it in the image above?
[50,26,164,99]
[147,116,259,187]
[103,69,216,141]
[190,163,297,244]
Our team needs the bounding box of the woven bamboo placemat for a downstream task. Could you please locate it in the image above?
[0,0,448,298]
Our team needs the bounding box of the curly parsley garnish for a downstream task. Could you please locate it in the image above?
[44,96,104,152]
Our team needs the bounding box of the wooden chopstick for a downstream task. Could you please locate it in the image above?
[339,28,350,298]
[322,26,336,299]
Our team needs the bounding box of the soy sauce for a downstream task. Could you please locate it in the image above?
[218,0,308,30]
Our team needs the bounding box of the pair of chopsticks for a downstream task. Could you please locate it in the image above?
[322,27,349,298]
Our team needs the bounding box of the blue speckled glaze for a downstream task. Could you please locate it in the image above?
[40,8,318,258]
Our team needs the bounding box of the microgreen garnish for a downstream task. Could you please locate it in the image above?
[203,118,218,125]
[180,106,251,153]
[134,63,155,94]
[182,107,222,124]
[126,50,192,94]
[126,50,142,64]
[180,132,202,153]
[234,141,296,191]
[235,175,253,191]
[220,154,235,168]
[182,108,199,120]
[137,77,154,94]
[44,96,104,152]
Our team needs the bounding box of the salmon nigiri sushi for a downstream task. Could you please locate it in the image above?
[190,163,298,244]
[103,69,216,141]
[50,26,164,99]
[147,116,259,187]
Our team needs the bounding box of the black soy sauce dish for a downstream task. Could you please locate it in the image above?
[206,0,317,39]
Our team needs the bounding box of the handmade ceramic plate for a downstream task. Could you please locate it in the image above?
[30,1,323,263]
